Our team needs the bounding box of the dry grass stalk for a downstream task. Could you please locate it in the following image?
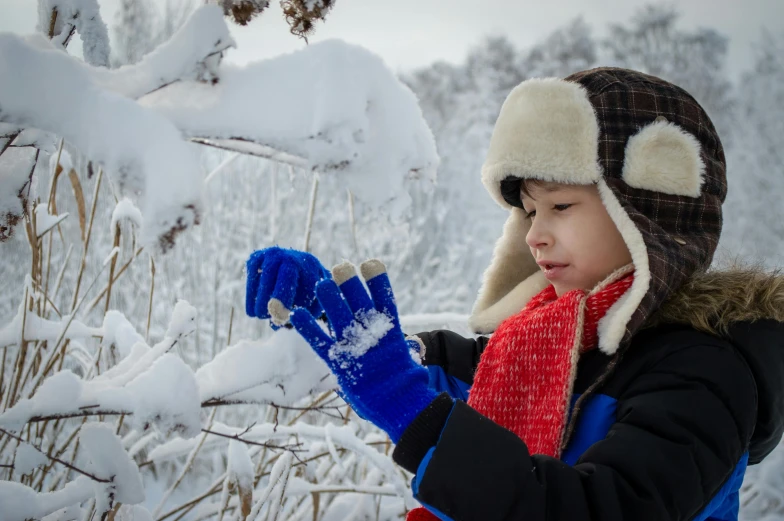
[47,7,58,39]
[68,168,87,243]
[5,286,30,410]
[52,244,74,301]
[146,255,155,342]
[152,408,219,517]
[303,174,319,252]
[86,246,144,314]
[226,306,235,346]
[104,223,121,314]
[70,168,103,313]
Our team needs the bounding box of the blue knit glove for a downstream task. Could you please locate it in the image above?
[245,247,331,328]
[290,259,438,443]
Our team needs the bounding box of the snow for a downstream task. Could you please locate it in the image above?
[49,147,73,173]
[2,5,436,250]
[141,38,439,214]
[0,31,205,251]
[0,354,202,437]
[41,505,85,521]
[100,310,146,358]
[111,197,143,231]
[35,203,69,237]
[165,299,197,338]
[0,477,94,521]
[36,0,110,66]
[196,328,335,406]
[0,301,202,437]
[147,420,417,508]
[328,310,393,361]
[227,440,254,516]
[0,146,36,218]
[91,5,234,99]
[80,423,145,505]
[122,353,202,437]
[103,246,120,266]
[112,505,154,521]
[0,296,99,348]
[14,441,49,475]
[228,440,254,490]
[12,128,57,152]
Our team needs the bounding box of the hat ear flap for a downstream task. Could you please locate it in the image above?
[621,118,706,198]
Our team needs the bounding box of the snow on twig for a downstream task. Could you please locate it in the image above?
[0,31,206,252]
[37,0,110,66]
[141,38,439,213]
[0,302,202,437]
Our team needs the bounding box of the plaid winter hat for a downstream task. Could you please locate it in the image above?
[470,67,727,354]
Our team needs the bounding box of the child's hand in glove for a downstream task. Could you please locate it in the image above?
[245,247,331,328]
[290,259,438,443]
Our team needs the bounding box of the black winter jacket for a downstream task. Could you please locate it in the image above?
[391,270,784,521]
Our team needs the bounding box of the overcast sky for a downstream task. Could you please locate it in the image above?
[2,0,782,80]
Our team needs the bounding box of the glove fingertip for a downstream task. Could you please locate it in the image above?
[359,259,387,281]
[268,298,291,326]
[332,261,358,285]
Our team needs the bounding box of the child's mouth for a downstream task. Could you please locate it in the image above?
[542,264,569,279]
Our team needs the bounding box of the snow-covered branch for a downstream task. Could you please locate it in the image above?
[37,0,110,66]
[142,38,439,211]
[1,2,437,247]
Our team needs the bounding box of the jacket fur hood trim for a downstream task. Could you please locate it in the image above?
[647,265,784,338]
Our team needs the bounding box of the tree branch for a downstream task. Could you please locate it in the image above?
[0,427,110,483]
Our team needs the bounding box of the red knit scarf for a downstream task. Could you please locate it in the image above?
[407,268,634,521]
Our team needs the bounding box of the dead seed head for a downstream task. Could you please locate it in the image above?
[281,0,336,39]
[0,212,23,242]
[157,205,201,254]
[219,0,270,26]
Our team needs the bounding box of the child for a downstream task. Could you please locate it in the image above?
[246,67,784,521]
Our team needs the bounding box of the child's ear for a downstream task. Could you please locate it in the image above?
[621,117,706,198]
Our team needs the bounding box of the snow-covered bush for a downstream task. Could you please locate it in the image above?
[0,1,452,519]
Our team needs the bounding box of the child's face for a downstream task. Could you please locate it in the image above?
[521,182,632,296]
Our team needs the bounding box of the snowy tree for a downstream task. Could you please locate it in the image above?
[521,17,596,78]
[112,0,156,65]
[718,30,784,269]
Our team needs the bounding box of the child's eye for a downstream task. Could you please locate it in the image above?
[524,204,571,219]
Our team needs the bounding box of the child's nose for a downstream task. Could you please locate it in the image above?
[526,218,553,250]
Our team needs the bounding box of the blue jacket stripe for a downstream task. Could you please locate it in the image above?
[561,393,618,466]
[691,452,748,521]
[426,365,471,401]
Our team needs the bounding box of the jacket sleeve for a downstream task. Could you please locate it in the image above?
[411,330,490,386]
[392,340,758,521]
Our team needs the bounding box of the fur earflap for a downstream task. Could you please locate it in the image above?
[622,119,706,197]
[481,78,603,208]
[594,179,650,354]
[469,208,543,333]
